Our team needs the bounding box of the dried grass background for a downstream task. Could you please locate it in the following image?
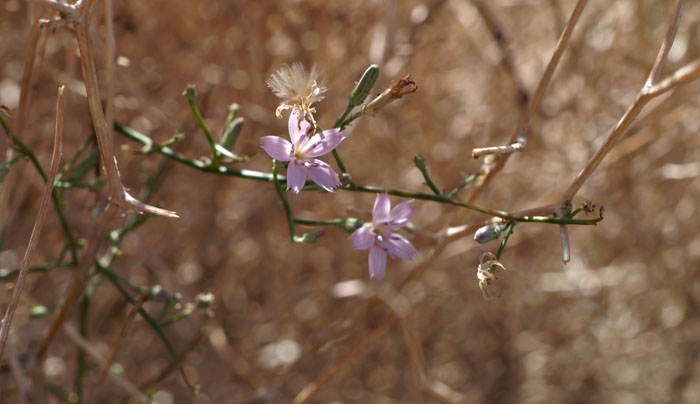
[2,0,700,403]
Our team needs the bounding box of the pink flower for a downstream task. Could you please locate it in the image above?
[349,193,417,279]
[261,111,344,193]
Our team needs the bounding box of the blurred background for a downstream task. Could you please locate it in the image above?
[2,0,700,402]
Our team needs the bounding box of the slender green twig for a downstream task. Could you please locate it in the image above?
[183,85,220,166]
[160,304,195,328]
[272,160,298,242]
[333,105,354,129]
[331,149,348,174]
[58,135,95,182]
[0,261,76,280]
[75,293,90,401]
[294,218,344,226]
[97,265,180,362]
[413,154,441,195]
[115,123,599,226]
[0,155,22,182]
[446,172,480,198]
[495,221,515,260]
[1,115,79,262]
[316,122,349,174]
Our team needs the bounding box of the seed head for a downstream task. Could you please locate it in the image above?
[266,63,326,126]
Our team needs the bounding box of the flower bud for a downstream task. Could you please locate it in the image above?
[219,117,244,151]
[338,217,363,233]
[473,223,504,244]
[182,84,197,102]
[30,305,51,320]
[413,153,427,169]
[196,292,215,309]
[294,229,326,244]
[148,284,172,301]
[349,64,379,107]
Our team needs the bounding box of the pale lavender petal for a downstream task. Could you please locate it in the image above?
[288,110,311,144]
[384,233,416,261]
[305,128,344,158]
[372,193,391,222]
[368,244,387,279]
[383,200,416,230]
[260,136,292,161]
[306,160,341,192]
[286,160,307,193]
[349,226,374,250]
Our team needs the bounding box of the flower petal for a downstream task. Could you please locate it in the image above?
[349,226,374,250]
[261,136,292,161]
[288,109,311,144]
[368,244,387,279]
[384,233,416,261]
[382,200,416,230]
[286,160,307,193]
[306,160,341,192]
[305,128,344,158]
[372,193,391,222]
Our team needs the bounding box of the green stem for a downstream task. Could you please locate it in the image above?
[185,93,220,166]
[340,111,364,129]
[160,304,195,328]
[97,265,180,363]
[331,149,348,174]
[293,218,344,226]
[115,122,599,226]
[333,105,354,128]
[75,294,90,401]
[1,115,80,262]
[495,221,516,260]
[272,160,298,242]
[414,154,441,195]
[446,172,480,198]
[0,261,76,280]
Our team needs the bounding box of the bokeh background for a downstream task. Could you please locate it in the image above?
[2,0,700,402]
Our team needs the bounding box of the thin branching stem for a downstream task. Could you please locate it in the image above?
[97,265,180,363]
[1,115,79,261]
[115,123,594,226]
[0,86,64,360]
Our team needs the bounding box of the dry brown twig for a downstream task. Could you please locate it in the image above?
[31,0,178,218]
[471,0,589,160]
[515,0,696,262]
[0,85,65,360]
[470,0,529,113]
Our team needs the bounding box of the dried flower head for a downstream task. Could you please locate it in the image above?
[266,63,326,125]
[476,252,507,299]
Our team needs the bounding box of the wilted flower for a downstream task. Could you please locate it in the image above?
[363,74,417,116]
[476,251,507,299]
[349,193,417,279]
[266,63,326,126]
[261,110,344,193]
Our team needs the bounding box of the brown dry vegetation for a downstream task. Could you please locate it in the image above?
[2,0,700,403]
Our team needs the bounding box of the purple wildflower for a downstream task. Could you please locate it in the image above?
[261,111,344,193]
[349,193,417,279]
